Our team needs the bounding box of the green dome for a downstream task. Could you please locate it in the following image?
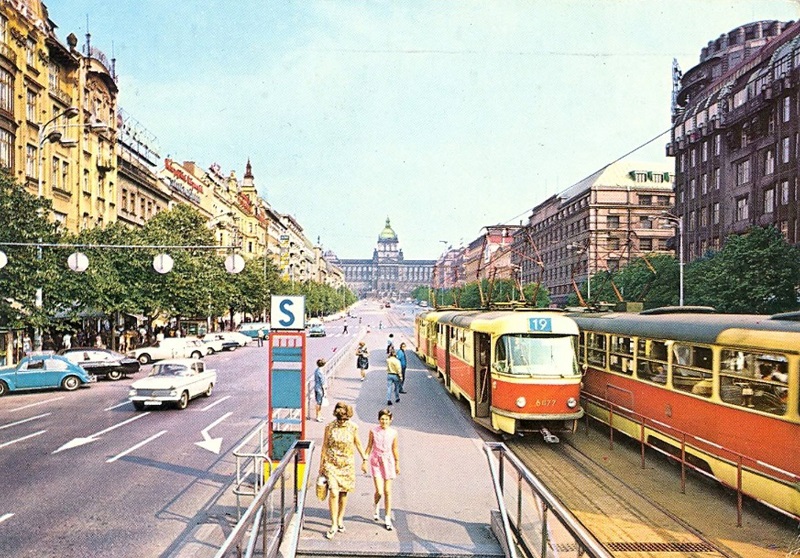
[378,217,397,241]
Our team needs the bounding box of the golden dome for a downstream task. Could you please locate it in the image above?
[378,217,397,241]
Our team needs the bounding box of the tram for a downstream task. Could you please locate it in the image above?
[415,308,583,439]
[571,307,800,520]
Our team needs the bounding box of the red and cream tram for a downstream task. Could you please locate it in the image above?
[571,307,800,520]
[415,309,583,439]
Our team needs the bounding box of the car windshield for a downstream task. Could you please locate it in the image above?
[151,364,189,377]
[494,334,579,377]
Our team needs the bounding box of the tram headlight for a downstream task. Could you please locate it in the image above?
[566,397,577,409]
[515,396,526,408]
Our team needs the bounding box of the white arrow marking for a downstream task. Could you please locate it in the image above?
[200,395,230,411]
[0,513,13,524]
[103,400,132,411]
[106,430,167,463]
[0,413,51,431]
[195,412,232,454]
[0,430,47,450]
[53,412,150,454]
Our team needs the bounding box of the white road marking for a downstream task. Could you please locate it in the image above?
[0,413,51,431]
[195,412,232,454]
[0,513,14,524]
[200,395,230,411]
[106,430,167,463]
[53,412,151,453]
[10,397,64,412]
[104,401,132,411]
[0,430,47,450]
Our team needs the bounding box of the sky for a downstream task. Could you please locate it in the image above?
[48,1,800,260]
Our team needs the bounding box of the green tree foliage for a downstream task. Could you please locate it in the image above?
[438,279,550,309]
[686,227,800,314]
[0,172,61,330]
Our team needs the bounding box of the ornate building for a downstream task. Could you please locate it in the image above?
[336,218,434,299]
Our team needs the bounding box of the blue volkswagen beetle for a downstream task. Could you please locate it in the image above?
[0,354,95,396]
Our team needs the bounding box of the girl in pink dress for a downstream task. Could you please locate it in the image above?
[361,408,400,530]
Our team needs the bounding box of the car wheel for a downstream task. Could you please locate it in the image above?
[206,348,215,355]
[0,380,7,397]
[203,383,213,397]
[191,350,203,359]
[176,391,189,410]
[138,353,151,365]
[61,375,80,391]
[132,401,145,411]
[107,369,123,381]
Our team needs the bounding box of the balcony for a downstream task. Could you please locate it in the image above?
[48,85,73,107]
[0,41,16,64]
[97,157,114,173]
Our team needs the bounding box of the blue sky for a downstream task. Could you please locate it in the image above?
[49,1,799,259]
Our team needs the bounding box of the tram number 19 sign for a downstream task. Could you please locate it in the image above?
[271,295,305,330]
[528,317,552,332]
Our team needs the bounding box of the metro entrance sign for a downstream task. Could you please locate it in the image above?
[267,295,306,467]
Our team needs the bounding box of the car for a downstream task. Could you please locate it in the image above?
[127,337,206,364]
[307,324,326,337]
[58,348,140,381]
[200,333,238,354]
[128,358,217,411]
[384,302,391,308]
[236,322,270,340]
[214,331,251,347]
[0,354,95,396]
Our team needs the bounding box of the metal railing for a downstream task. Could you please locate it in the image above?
[231,419,271,519]
[484,442,613,558]
[215,440,314,558]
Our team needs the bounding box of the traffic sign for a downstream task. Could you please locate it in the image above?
[270,295,305,330]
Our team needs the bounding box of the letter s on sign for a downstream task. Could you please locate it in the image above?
[278,299,295,327]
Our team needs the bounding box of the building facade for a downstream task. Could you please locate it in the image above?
[512,161,675,306]
[669,20,800,260]
[337,218,434,299]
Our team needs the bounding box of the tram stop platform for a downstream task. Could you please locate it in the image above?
[291,326,505,558]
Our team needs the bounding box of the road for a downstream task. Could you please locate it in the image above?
[0,313,367,558]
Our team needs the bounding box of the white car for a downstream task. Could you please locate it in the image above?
[128,358,216,411]
[214,331,251,347]
[128,337,206,364]
[200,334,238,354]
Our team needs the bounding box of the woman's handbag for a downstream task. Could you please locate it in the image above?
[316,475,328,501]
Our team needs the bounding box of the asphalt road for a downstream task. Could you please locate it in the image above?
[0,321,362,558]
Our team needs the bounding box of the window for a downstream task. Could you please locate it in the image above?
[639,238,653,251]
[0,68,12,113]
[61,161,69,192]
[712,202,720,225]
[657,195,670,206]
[586,333,606,367]
[26,37,35,67]
[781,180,789,205]
[51,156,58,190]
[714,135,720,156]
[639,195,652,205]
[690,179,696,199]
[764,149,775,175]
[0,128,11,170]
[26,145,36,178]
[0,15,6,43]
[672,344,713,397]
[714,168,720,189]
[607,215,620,228]
[26,89,36,122]
[764,188,775,214]
[782,137,790,163]
[784,96,791,122]
[609,335,633,375]
[608,238,620,251]
[701,141,708,162]
[636,338,667,385]
[719,349,787,415]
[701,174,708,194]
[690,149,696,167]
[700,207,708,227]
[736,160,750,185]
[639,216,652,229]
[736,196,749,221]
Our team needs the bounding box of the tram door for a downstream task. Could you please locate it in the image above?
[474,333,491,418]
[443,325,451,389]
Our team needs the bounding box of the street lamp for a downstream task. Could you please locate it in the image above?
[567,242,591,302]
[659,211,684,306]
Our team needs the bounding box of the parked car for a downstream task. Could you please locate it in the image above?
[200,333,238,354]
[58,348,140,381]
[307,323,327,337]
[236,322,270,339]
[128,358,216,411]
[127,337,206,365]
[0,354,95,396]
[214,331,251,347]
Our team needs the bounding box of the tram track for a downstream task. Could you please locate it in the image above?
[504,427,798,558]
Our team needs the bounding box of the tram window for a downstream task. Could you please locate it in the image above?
[636,339,667,385]
[609,335,633,375]
[672,343,713,396]
[720,349,788,415]
[586,333,606,367]
[493,334,579,377]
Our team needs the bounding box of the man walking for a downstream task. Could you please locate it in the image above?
[386,348,403,405]
[257,326,266,347]
[343,319,348,334]
[396,342,408,393]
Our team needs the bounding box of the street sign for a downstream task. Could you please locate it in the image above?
[270,295,305,330]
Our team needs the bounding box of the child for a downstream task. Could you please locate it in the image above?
[362,408,400,530]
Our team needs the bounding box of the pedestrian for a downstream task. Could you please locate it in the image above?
[62,331,72,350]
[313,358,328,421]
[378,320,382,330]
[356,341,369,381]
[95,334,104,349]
[257,327,265,347]
[342,319,348,334]
[396,342,408,393]
[386,348,402,405]
[42,333,56,351]
[318,402,367,539]
[362,408,400,531]
[386,333,394,355]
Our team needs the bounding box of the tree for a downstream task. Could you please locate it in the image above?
[686,227,800,314]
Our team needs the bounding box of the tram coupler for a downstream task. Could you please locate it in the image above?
[540,428,560,444]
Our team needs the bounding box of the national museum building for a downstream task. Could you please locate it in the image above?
[331,218,435,299]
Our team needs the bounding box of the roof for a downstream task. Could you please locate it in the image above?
[557,160,674,202]
[378,217,398,241]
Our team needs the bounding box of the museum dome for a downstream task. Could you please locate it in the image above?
[378,217,398,241]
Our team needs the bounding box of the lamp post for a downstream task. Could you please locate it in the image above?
[659,211,684,306]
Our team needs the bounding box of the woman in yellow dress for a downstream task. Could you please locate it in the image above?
[319,401,366,539]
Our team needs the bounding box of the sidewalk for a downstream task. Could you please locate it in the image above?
[295,326,504,557]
